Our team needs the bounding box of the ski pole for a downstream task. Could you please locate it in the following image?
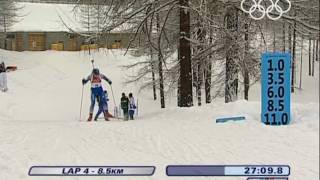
[91,59,95,69]
[79,85,85,121]
[110,85,118,119]
[136,98,138,118]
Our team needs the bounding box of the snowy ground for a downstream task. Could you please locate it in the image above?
[0,49,318,180]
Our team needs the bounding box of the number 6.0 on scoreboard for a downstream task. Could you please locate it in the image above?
[261,52,291,126]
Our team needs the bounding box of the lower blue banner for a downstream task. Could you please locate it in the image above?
[28,166,155,176]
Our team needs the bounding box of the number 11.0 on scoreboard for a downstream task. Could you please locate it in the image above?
[261,52,291,126]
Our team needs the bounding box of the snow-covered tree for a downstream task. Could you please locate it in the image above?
[72,0,319,108]
[0,0,21,49]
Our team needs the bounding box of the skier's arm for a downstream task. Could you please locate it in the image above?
[101,74,112,85]
[82,74,91,85]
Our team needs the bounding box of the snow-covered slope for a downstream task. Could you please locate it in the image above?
[0,49,318,180]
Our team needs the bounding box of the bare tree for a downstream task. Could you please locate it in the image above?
[0,0,21,49]
[224,6,239,103]
[69,0,319,110]
[291,11,297,93]
[309,36,312,76]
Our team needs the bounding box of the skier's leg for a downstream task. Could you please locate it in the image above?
[88,89,96,121]
[3,73,7,92]
[89,89,96,113]
[94,93,105,121]
[94,102,103,121]
[0,73,4,92]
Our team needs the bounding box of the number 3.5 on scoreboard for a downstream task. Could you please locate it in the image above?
[261,53,291,125]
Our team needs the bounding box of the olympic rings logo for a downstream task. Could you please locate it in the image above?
[241,0,291,20]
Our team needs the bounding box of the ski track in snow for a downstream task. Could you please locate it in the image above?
[0,49,319,180]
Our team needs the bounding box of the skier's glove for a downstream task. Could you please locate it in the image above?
[108,80,112,85]
[82,79,87,85]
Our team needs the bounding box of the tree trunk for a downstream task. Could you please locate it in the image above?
[282,22,286,52]
[179,0,193,107]
[299,37,303,89]
[196,60,202,106]
[156,11,165,108]
[273,25,276,52]
[204,60,212,103]
[288,24,292,53]
[3,15,7,50]
[158,53,165,108]
[147,8,157,101]
[87,3,91,55]
[196,26,205,106]
[225,6,239,103]
[291,19,296,93]
[316,39,319,62]
[244,21,250,100]
[309,37,312,76]
[150,51,157,101]
[312,39,315,76]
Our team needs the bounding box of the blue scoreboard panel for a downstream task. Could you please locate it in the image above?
[166,165,290,176]
[261,52,291,125]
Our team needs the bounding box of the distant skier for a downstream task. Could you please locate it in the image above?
[94,90,112,121]
[0,62,8,92]
[128,93,136,120]
[120,93,129,120]
[82,68,112,121]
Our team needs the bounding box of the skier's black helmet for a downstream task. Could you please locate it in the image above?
[92,68,100,75]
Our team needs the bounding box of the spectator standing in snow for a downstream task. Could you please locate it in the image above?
[128,93,136,120]
[120,93,129,120]
[82,68,112,121]
[0,62,8,92]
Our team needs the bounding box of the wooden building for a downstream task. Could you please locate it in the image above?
[0,2,137,51]
[0,31,135,51]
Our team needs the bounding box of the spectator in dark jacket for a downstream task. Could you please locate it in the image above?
[120,93,129,120]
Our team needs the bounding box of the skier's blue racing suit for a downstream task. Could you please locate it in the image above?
[83,72,112,116]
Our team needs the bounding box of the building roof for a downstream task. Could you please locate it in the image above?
[10,2,82,32]
[10,2,132,33]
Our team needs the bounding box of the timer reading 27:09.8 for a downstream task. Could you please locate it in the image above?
[261,53,291,125]
[242,166,290,176]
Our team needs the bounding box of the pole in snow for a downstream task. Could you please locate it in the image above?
[110,85,118,119]
[79,85,85,121]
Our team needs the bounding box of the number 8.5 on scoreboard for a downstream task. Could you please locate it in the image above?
[261,52,291,126]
